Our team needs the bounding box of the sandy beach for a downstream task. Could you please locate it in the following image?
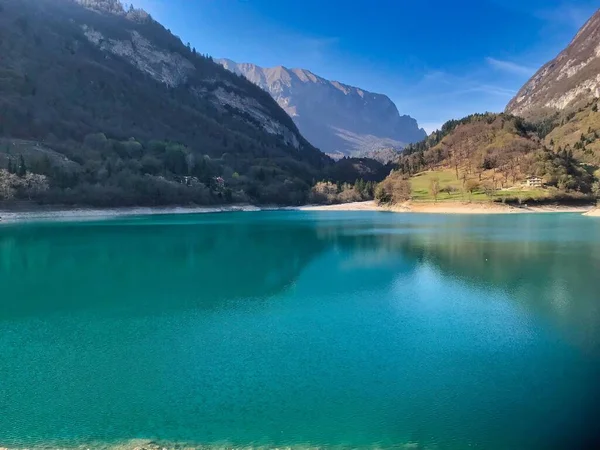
[299,201,594,215]
[583,208,600,217]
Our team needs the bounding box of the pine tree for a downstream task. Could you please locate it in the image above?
[17,154,27,176]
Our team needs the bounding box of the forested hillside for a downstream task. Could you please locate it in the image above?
[0,0,340,206]
[378,113,598,204]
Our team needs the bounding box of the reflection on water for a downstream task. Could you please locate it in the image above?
[0,211,599,449]
[0,214,330,317]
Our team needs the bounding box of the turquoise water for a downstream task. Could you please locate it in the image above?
[1,211,599,449]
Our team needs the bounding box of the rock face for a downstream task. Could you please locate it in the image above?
[506,9,600,120]
[0,0,326,160]
[217,59,426,157]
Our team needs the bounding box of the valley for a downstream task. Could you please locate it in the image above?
[0,0,599,212]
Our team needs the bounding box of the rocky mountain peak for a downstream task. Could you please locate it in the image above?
[506,9,600,120]
[217,59,426,157]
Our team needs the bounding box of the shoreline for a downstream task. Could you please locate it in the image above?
[0,205,264,223]
[0,201,595,223]
[583,208,600,216]
[298,201,594,215]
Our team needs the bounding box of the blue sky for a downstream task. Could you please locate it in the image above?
[134,0,598,133]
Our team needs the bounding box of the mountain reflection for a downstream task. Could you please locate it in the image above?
[326,213,600,351]
[1,212,599,351]
[0,213,331,318]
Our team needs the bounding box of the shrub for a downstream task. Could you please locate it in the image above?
[377,172,411,204]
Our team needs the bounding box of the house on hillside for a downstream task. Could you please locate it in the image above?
[525,176,543,188]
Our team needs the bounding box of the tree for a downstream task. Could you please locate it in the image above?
[429,177,440,202]
[164,146,188,175]
[390,178,412,203]
[592,181,600,202]
[364,181,375,199]
[378,172,412,204]
[482,182,496,200]
[440,185,457,198]
[0,170,19,200]
[224,188,233,203]
[375,184,391,204]
[22,172,49,199]
[464,179,480,202]
[17,155,27,177]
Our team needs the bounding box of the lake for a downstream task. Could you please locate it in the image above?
[1,211,599,449]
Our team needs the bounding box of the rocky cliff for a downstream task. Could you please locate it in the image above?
[217,59,426,157]
[506,9,600,120]
[0,0,328,158]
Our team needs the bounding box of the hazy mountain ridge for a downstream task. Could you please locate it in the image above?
[217,59,426,157]
[506,9,600,120]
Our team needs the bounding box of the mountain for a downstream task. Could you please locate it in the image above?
[378,9,600,206]
[217,59,426,158]
[506,8,600,175]
[0,0,333,206]
[506,9,600,120]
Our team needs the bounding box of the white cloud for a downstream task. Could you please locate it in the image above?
[475,84,516,97]
[486,57,535,76]
[534,4,598,30]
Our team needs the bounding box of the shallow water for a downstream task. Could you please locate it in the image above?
[1,211,599,449]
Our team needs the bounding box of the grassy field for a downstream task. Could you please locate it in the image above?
[409,169,550,203]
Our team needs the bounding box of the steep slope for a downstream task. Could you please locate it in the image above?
[506,9,600,120]
[217,59,426,158]
[0,0,331,205]
[543,101,600,168]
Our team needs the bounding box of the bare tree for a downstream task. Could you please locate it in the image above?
[464,179,480,202]
[482,182,496,201]
[429,177,440,203]
[379,172,412,204]
[390,178,412,203]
